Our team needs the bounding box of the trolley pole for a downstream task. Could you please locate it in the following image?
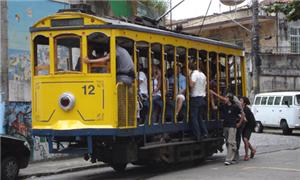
[251,0,261,94]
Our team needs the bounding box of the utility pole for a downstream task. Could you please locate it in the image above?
[251,0,260,94]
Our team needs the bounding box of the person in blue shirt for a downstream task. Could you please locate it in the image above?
[168,63,186,117]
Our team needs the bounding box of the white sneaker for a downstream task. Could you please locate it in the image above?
[224,161,231,165]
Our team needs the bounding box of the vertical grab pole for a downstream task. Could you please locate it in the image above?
[206,51,210,121]
[234,56,238,96]
[241,56,247,96]
[174,48,178,124]
[225,55,229,92]
[216,53,220,120]
[148,44,152,126]
[126,85,128,127]
[162,46,166,125]
[133,42,137,127]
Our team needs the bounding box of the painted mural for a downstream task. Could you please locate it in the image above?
[5,0,66,160]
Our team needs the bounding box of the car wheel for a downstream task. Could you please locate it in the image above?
[1,156,19,180]
[254,121,263,133]
[281,120,292,135]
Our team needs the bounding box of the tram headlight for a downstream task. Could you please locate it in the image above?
[59,93,75,111]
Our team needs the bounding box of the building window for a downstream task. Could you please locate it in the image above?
[290,27,300,53]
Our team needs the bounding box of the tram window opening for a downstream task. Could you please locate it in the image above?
[34,35,50,75]
[151,43,163,124]
[87,32,110,73]
[137,41,150,124]
[198,50,207,76]
[175,47,187,122]
[217,54,227,96]
[198,50,208,120]
[55,36,81,72]
[164,45,175,123]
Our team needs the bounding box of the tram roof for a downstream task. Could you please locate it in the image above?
[30,12,243,51]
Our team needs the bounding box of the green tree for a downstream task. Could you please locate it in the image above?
[263,1,300,21]
[139,0,169,17]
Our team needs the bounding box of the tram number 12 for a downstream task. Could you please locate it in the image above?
[82,85,95,95]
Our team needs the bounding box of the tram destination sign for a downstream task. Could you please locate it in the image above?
[51,18,83,27]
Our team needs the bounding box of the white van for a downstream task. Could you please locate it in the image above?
[251,91,300,135]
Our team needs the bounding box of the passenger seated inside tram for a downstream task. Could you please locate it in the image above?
[151,64,162,123]
[84,44,134,85]
[137,63,148,123]
[168,63,186,119]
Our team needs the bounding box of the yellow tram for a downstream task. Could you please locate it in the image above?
[31,9,246,171]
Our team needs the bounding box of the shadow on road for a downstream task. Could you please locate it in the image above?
[85,156,224,180]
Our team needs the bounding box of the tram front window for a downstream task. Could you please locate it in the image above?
[55,36,81,72]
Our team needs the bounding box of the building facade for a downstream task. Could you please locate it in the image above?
[173,6,300,97]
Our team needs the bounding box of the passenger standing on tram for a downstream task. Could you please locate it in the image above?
[188,62,208,140]
[84,44,134,85]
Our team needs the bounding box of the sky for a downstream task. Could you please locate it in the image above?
[170,0,256,20]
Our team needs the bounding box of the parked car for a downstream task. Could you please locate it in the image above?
[1,135,30,180]
[251,91,300,135]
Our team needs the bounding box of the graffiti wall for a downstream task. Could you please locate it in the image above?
[5,0,65,160]
[7,0,65,101]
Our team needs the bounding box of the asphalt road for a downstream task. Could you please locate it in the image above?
[23,130,300,180]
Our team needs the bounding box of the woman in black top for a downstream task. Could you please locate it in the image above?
[240,96,256,161]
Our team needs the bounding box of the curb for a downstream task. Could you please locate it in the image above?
[19,163,108,179]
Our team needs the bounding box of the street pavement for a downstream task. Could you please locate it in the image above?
[19,129,300,179]
[19,157,105,179]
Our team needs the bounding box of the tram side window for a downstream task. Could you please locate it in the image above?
[116,37,134,78]
[55,36,81,72]
[87,32,110,73]
[151,43,163,124]
[176,47,187,121]
[165,45,175,122]
[137,41,150,124]
[34,35,50,75]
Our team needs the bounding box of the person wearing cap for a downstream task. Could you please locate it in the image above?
[188,62,208,140]
[210,90,243,165]
[210,89,245,162]
[240,96,256,161]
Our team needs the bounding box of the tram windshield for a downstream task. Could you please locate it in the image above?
[55,36,81,72]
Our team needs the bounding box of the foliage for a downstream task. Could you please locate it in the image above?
[263,1,300,21]
[139,0,169,16]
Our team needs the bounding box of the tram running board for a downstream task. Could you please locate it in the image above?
[140,137,224,150]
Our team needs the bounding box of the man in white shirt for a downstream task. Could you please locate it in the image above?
[138,70,148,98]
[189,62,208,140]
[137,64,148,122]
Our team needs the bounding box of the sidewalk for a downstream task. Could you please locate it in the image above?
[19,157,106,179]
